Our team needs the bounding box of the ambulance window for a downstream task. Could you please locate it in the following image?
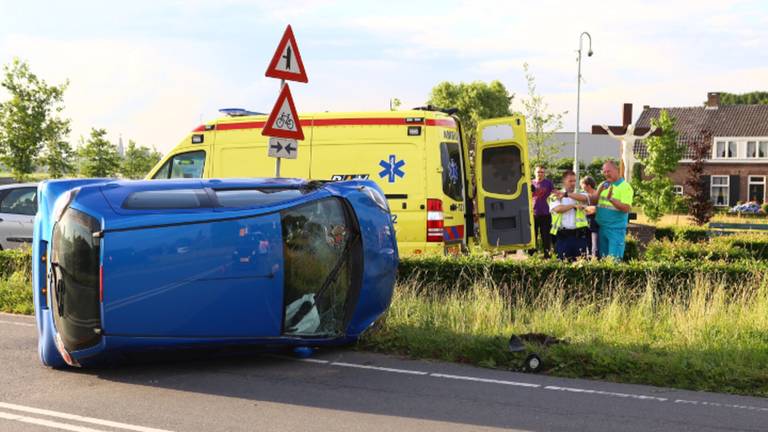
[482,146,522,195]
[440,143,464,201]
[153,151,205,179]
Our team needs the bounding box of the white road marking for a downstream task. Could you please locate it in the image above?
[0,410,109,432]
[331,361,429,375]
[544,385,667,402]
[431,373,541,388]
[0,320,34,327]
[0,402,174,432]
[290,357,768,414]
[296,358,329,364]
[674,399,768,412]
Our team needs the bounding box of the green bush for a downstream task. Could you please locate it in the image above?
[398,256,766,299]
[624,236,640,261]
[644,239,751,262]
[654,226,710,242]
[0,248,32,278]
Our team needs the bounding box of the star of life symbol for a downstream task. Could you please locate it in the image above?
[379,155,405,183]
[448,158,459,184]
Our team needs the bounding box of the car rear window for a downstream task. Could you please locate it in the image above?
[123,189,212,210]
[215,188,307,208]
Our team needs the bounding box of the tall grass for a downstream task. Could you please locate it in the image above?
[362,273,768,396]
[0,271,33,315]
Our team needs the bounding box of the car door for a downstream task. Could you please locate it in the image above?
[474,117,534,251]
[0,186,37,249]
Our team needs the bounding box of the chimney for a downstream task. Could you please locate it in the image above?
[706,92,720,109]
[643,105,650,110]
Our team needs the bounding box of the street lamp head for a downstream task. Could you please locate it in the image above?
[588,49,593,57]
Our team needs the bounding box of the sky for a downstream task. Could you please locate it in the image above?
[1,0,767,154]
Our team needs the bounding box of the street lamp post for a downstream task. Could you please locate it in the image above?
[574,32,593,183]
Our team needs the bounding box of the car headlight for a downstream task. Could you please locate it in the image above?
[363,186,389,213]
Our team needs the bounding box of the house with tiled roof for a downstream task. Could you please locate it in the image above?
[635,92,768,207]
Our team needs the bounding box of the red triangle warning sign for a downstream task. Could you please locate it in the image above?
[262,83,305,140]
[265,25,308,83]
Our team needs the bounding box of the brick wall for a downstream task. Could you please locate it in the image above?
[669,162,768,204]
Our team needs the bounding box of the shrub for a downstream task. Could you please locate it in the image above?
[654,226,709,242]
[398,256,766,300]
[644,239,751,262]
[0,248,32,278]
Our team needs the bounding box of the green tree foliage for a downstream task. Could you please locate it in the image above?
[40,140,75,178]
[427,80,512,146]
[78,128,121,177]
[633,110,683,222]
[0,58,69,180]
[121,140,163,179]
[718,92,768,105]
[519,63,567,167]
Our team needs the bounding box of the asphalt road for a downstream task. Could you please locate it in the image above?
[1,312,767,432]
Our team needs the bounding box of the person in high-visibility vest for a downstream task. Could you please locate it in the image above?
[549,170,589,260]
[595,160,634,260]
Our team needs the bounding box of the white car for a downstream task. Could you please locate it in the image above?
[0,182,38,249]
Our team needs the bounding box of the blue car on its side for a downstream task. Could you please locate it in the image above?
[32,178,398,368]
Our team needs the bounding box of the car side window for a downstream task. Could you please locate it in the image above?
[0,187,37,215]
[153,151,205,179]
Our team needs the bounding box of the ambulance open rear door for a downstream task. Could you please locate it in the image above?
[474,117,535,251]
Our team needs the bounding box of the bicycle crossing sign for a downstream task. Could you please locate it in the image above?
[262,83,304,140]
[268,137,298,159]
[265,25,308,83]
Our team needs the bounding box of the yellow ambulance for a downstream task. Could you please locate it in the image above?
[147,108,535,256]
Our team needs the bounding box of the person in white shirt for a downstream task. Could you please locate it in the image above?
[549,171,589,260]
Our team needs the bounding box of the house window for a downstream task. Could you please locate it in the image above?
[710,175,729,207]
[672,185,684,195]
[746,141,767,159]
[714,141,737,159]
[748,176,766,204]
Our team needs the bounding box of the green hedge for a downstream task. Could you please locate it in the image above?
[0,248,31,278]
[398,256,767,299]
[644,233,768,262]
[654,226,710,242]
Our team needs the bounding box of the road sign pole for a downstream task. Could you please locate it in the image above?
[275,79,285,178]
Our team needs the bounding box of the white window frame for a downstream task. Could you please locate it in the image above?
[748,175,766,203]
[672,185,684,195]
[710,137,768,162]
[710,175,730,207]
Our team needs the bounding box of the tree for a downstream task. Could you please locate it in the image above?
[686,131,715,226]
[40,139,75,178]
[427,80,512,146]
[0,58,69,180]
[519,63,567,167]
[121,140,163,179]
[718,92,768,105]
[78,128,121,177]
[632,110,683,222]
[389,98,401,111]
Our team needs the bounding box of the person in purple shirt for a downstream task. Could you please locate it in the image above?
[529,165,554,257]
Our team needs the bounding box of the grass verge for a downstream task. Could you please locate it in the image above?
[0,272,34,315]
[360,275,768,397]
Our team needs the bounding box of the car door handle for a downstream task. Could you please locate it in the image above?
[449,204,458,211]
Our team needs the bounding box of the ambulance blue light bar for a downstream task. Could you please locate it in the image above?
[219,108,266,117]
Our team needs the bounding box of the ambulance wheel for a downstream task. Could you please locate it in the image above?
[523,353,542,373]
